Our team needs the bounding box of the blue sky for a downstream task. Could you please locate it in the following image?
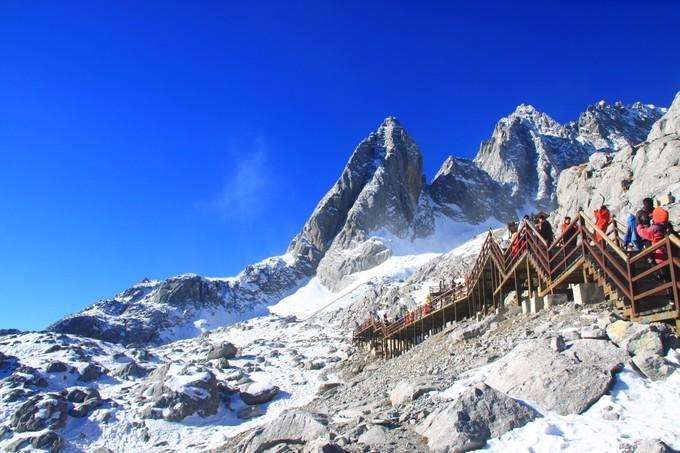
[1,1,679,330]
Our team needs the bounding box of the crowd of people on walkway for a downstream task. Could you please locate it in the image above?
[359,197,675,334]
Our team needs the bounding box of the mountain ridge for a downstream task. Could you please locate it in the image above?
[48,97,667,344]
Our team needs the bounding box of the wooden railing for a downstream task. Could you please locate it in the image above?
[353,211,680,342]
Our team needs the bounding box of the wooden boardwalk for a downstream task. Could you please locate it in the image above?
[353,212,680,358]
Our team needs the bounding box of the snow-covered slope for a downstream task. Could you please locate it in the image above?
[50,255,309,345]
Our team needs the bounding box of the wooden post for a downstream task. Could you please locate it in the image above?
[666,239,679,315]
[514,269,520,306]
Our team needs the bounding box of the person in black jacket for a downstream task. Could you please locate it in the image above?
[537,213,554,246]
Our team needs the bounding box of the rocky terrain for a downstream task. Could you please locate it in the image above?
[556,92,680,223]
[1,92,678,452]
[224,299,680,452]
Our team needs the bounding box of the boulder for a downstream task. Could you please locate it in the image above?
[317,382,342,395]
[65,387,100,404]
[485,339,627,415]
[114,361,150,379]
[68,395,103,418]
[215,357,230,369]
[240,381,280,405]
[416,384,538,452]
[138,364,220,421]
[238,410,330,453]
[45,360,69,373]
[304,359,326,370]
[358,425,389,446]
[303,439,348,453]
[389,380,435,407]
[580,325,607,339]
[206,342,238,360]
[10,394,68,432]
[551,336,566,352]
[78,363,107,382]
[31,430,63,451]
[606,320,664,356]
[632,353,678,381]
[633,439,675,453]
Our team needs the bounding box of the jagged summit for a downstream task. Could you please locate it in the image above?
[474,100,665,209]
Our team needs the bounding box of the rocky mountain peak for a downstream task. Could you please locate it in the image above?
[474,100,665,210]
[288,117,424,268]
[648,91,680,142]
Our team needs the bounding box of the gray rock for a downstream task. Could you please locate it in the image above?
[317,382,342,395]
[114,361,150,379]
[215,357,230,369]
[389,380,434,407]
[206,342,238,360]
[551,335,566,352]
[632,353,678,381]
[581,325,607,339]
[238,410,330,453]
[303,439,348,453]
[357,425,389,446]
[633,439,676,453]
[78,363,107,382]
[45,361,69,373]
[304,359,326,370]
[606,320,664,357]
[65,387,100,404]
[10,394,68,432]
[31,430,63,451]
[240,383,280,405]
[69,395,103,418]
[138,364,220,421]
[485,339,627,415]
[416,384,539,452]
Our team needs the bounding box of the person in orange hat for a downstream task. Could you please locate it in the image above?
[637,206,670,265]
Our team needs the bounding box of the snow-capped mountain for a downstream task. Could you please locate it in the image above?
[474,101,664,210]
[50,256,309,345]
[47,99,665,345]
[1,92,678,453]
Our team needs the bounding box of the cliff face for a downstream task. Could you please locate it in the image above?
[556,92,680,224]
[475,102,664,210]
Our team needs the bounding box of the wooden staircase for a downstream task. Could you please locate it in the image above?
[354,212,680,357]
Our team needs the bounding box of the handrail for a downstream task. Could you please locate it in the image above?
[579,213,629,261]
[354,211,679,343]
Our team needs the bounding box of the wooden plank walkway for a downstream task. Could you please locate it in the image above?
[353,212,680,358]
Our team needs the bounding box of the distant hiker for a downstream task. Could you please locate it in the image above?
[593,205,611,243]
[383,313,389,325]
[537,213,554,246]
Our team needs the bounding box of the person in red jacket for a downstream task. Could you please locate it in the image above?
[636,207,670,263]
[593,205,611,243]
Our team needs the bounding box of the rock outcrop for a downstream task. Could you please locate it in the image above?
[237,410,330,453]
[485,338,627,415]
[416,384,539,452]
[476,102,664,210]
[556,92,679,223]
